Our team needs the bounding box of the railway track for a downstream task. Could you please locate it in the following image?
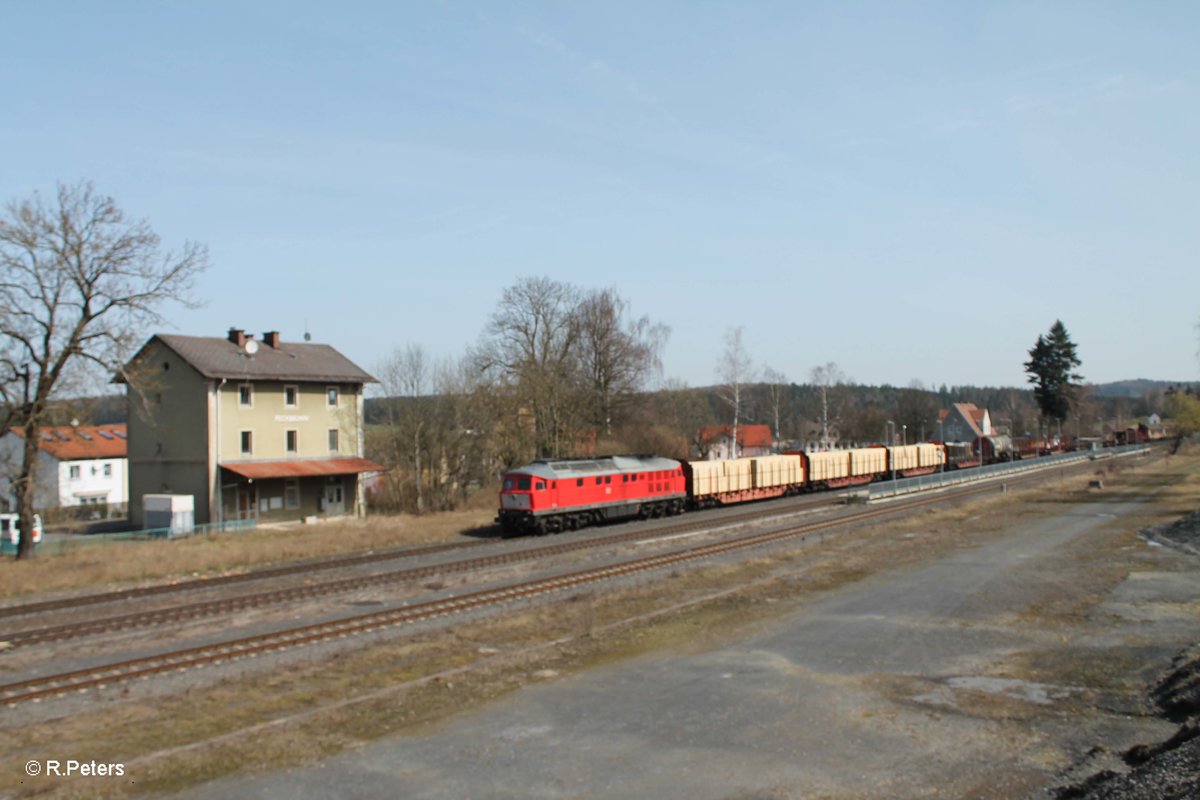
[0,538,491,621]
[0,471,1063,707]
[0,453,1117,650]
[0,495,838,648]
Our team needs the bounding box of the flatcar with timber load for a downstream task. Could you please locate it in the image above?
[884,443,947,477]
[497,454,687,536]
[783,447,890,489]
[684,454,806,509]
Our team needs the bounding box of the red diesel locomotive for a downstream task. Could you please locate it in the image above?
[497,454,687,536]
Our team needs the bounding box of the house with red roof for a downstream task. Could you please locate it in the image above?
[937,402,992,444]
[698,424,774,460]
[0,424,128,512]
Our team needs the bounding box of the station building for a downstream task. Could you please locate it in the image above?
[120,328,381,528]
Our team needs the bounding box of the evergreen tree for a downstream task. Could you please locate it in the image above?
[1023,320,1083,425]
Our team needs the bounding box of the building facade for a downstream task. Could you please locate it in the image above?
[0,425,128,512]
[937,402,992,444]
[121,329,381,528]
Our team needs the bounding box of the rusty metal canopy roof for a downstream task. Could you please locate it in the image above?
[220,457,383,480]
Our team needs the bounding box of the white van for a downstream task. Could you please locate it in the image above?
[0,513,43,549]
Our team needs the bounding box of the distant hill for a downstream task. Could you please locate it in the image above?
[1090,379,1192,398]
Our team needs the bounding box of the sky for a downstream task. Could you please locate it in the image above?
[2,1,1197,392]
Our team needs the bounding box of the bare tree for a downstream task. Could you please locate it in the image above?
[475,277,582,459]
[809,362,845,449]
[375,343,430,513]
[716,327,755,459]
[0,181,207,558]
[760,366,789,446]
[576,287,668,438]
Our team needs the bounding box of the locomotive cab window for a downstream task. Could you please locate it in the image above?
[535,481,545,490]
[503,477,531,491]
[595,477,602,485]
[577,479,583,487]
[605,476,611,484]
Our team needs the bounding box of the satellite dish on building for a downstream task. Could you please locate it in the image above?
[244,339,259,355]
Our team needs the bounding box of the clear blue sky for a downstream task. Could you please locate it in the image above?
[3,1,1197,390]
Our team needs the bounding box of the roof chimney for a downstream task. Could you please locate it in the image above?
[228,328,246,347]
[263,331,281,348]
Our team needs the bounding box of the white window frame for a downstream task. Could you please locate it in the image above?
[240,429,254,456]
[326,385,339,409]
[328,428,339,454]
[69,465,81,480]
[284,384,299,409]
[238,383,254,409]
[285,428,299,454]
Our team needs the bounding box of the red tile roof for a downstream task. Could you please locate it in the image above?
[220,457,383,480]
[953,403,985,437]
[9,425,127,461]
[699,424,773,449]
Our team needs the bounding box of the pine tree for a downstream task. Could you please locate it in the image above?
[1023,320,1083,425]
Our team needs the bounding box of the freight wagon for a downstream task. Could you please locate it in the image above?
[684,454,806,508]
[974,435,1015,464]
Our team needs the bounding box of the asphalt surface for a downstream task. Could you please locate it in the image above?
[176,488,1200,800]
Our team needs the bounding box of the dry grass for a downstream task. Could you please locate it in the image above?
[0,509,495,600]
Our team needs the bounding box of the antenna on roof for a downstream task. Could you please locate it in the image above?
[303,319,312,342]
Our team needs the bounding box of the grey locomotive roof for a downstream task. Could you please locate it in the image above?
[124,334,376,383]
[508,455,681,479]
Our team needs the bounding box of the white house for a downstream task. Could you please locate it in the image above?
[0,424,129,512]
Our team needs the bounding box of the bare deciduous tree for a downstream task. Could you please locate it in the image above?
[375,343,430,513]
[475,277,582,459]
[760,366,789,446]
[576,287,668,437]
[716,327,755,459]
[809,362,846,449]
[0,181,207,558]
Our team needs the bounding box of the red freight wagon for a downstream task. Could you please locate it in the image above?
[497,454,686,536]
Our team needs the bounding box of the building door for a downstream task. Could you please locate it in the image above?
[237,486,257,520]
[323,479,345,515]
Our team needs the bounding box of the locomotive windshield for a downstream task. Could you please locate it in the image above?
[503,476,532,491]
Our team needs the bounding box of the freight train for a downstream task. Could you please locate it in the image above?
[497,443,952,536]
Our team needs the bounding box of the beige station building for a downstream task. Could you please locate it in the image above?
[120,328,381,529]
